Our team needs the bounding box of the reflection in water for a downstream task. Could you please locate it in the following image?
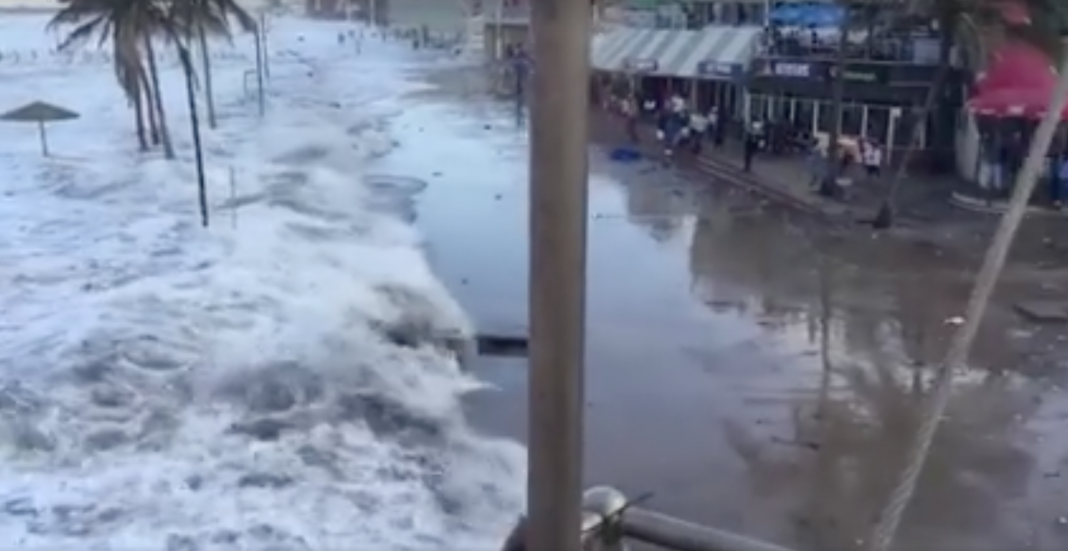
[725,362,1039,550]
[618,171,696,243]
[680,193,1057,550]
[688,208,819,327]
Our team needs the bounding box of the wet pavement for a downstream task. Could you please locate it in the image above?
[370,66,1068,551]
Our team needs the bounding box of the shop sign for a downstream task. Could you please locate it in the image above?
[763,60,816,78]
[624,58,658,72]
[827,64,888,84]
[697,60,740,79]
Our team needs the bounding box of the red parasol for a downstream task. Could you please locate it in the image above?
[968,41,1064,119]
[968,87,1068,119]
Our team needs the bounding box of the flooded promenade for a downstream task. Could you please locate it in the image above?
[368,62,1068,551]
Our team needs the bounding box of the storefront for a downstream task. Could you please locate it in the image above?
[591,25,761,119]
[693,60,745,118]
[746,57,961,169]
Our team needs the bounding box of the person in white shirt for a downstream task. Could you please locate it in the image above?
[689,111,708,154]
[862,140,883,179]
[670,94,686,113]
[708,106,722,146]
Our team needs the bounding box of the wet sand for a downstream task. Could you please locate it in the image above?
[371,63,1068,551]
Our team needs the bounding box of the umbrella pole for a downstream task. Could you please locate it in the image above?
[527,0,590,549]
[38,120,49,157]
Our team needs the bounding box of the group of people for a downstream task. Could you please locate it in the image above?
[613,93,727,161]
[804,134,886,198]
[606,90,889,200]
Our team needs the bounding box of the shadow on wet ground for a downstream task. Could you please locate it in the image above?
[370,68,1068,551]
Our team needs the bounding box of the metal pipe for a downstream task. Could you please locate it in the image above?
[525,0,590,548]
[622,508,802,551]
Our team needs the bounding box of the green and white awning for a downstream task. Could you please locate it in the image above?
[591,25,763,80]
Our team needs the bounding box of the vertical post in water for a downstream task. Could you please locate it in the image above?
[259,13,270,79]
[527,0,589,550]
[254,26,265,117]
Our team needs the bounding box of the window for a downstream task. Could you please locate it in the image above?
[893,108,916,148]
[866,106,890,143]
[841,103,863,136]
[817,101,836,134]
[749,94,768,120]
[793,100,815,131]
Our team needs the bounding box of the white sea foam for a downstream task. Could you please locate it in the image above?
[0,15,525,550]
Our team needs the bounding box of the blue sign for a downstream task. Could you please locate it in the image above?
[769,3,845,28]
[697,60,741,80]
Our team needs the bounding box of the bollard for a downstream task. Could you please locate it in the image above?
[581,486,628,551]
[499,487,629,551]
[575,486,806,551]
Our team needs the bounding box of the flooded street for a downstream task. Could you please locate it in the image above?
[370,65,1068,551]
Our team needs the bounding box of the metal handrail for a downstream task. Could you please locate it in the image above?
[622,508,800,551]
[501,487,807,551]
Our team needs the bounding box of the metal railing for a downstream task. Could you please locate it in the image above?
[502,487,804,551]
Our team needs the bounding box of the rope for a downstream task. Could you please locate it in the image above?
[865,54,1068,551]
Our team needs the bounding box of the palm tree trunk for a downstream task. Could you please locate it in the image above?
[140,67,160,144]
[177,44,210,227]
[132,78,148,151]
[144,35,176,159]
[872,27,953,229]
[197,23,217,128]
[819,11,850,197]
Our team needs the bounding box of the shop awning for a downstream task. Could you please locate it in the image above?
[591,26,762,80]
[592,28,678,74]
[674,26,762,80]
[968,41,1064,119]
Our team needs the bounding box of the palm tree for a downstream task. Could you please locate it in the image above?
[49,0,176,158]
[870,0,1068,228]
[51,0,212,221]
[173,0,257,128]
[154,0,212,224]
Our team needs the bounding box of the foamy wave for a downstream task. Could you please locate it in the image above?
[0,16,524,550]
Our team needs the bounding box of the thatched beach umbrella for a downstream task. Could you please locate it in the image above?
[0,101,80,156]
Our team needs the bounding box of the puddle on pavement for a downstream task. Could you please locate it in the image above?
[369,64,1068,551]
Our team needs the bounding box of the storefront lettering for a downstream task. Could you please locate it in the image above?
[770,62,812,78]
[698,61,737,78]
[625,58,657,72]
[827,66,884,83]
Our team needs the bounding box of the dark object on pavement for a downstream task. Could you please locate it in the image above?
[476,333,529,357]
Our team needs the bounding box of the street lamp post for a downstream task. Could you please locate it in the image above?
[526,0,590,550]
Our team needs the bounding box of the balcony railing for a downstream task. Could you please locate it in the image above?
[759,32,942,65]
